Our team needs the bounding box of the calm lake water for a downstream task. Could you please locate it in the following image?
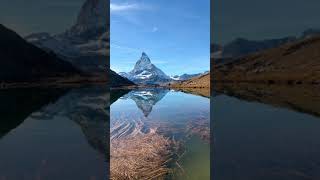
[0,86,108,180]
[4,84,318,179]
[213,85,320,180]
[110,88,210,179]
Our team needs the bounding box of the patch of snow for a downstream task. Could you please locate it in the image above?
[170,75,181,80]
[135,70,153,79]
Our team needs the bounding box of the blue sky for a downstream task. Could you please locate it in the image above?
[0,0,84,36]
[110,0,210,76]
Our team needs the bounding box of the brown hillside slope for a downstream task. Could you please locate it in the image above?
[170,73,210,88]
[214,36,320,84]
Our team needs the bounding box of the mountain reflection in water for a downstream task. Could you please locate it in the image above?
[110,88,169,140]
[214,84,320,117]
[0,88,69,139]
[213,84,320,180]
[122,88,169,117]
[111,88,210,179]
[0,86,110,180]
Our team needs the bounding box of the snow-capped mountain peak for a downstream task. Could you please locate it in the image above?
[132,52,153,72]
[140,52,151,63]
[119,52,170,84]
[141,52,150,60]
[170,71,209,81]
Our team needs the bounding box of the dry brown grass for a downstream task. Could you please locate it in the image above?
[110,132,177,180]
[213,37,320,84]
[170,73,210,88]
[186,118,210,143]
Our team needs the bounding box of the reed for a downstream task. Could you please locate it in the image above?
[111,131,177,180]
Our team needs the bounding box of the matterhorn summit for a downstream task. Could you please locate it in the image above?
[119,52,170,84]
[66,0,108,39]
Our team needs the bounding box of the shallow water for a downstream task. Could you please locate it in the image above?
[175,136,210,180]
[110,88,210,179]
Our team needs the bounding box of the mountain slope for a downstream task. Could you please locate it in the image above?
[109,70,135,87]
[222,37,296,58]
[213,37,296,65]
[25,0,109,73]
[170,72,207,81]
[170,72,210,88]
[213,29,320,66]
[214,36,320,84]
[119,52,170,85]
[0,24,80,82]
[24,0,133,87]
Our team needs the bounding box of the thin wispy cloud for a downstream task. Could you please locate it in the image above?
[110,2,152,26]
[110,3,142,12]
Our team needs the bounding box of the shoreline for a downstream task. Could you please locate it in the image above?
[111,85,210,98]
[111,85,210,89]
[213,80,320,86]
[0,77,107,89]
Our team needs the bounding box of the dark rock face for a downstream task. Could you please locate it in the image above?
[0,24,80,82]
[66,0,109,39]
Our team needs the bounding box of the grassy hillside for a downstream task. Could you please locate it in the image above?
[214,36,320,84]
[170,73,210,88]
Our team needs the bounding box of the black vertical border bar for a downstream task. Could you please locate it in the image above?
[106,0,111,179]
[210,0,214,179]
